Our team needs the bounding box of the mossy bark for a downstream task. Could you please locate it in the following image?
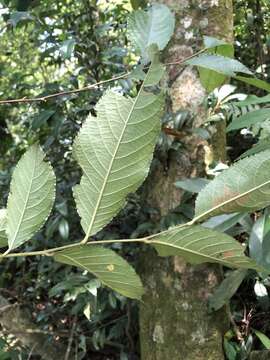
[139,1,233,359]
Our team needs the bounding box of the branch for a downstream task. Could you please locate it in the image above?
[0,72,130,105]
[0,49,206,105]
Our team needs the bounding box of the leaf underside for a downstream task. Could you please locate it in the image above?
[73,57,164,238]
[151,225,259,270]
[7,144,56,250]
[195,150,270,220]
[54,246,144,299]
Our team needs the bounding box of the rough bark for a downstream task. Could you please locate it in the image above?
[0,294,66,359]
[139,1,233,359]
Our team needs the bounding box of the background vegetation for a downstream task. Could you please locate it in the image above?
[1,0,270,359]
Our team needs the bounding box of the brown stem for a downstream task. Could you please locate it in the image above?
[0,49,206,106]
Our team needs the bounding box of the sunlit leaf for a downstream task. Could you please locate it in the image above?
[127,4,175,60]
[195,150,270,220]
[54,246,144,299]
[7,145,56,250]
[74,55,164,239]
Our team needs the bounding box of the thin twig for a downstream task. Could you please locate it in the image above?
[0,49,206,105]
[0,72,129,105]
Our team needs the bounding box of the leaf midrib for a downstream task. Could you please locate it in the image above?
[84,65,153,241]
[195,178,270,222]
[151,239,254,269]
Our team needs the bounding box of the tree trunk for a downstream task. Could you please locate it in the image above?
[139,1,233,359]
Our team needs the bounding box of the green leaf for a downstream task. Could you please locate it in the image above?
[74,56,164,238]
[199,37,234,92]
[127,4,175,60]
[235,75,270,93]
[186,54,252,77]
[253,329,270,349]
[150,225,259,270]
[208,269,247,311]
[0,210,8,248]
[203,213,246,233]
[58,218,69,240]
[249,212,270,271]
[175,178,210,193]
[224,338,238,360]
[234,94,270,107]
[31,109,55,130]
[54,246,144,299]
[227,108,270,132]
[195,150,270,220]
[7,144,56,250]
